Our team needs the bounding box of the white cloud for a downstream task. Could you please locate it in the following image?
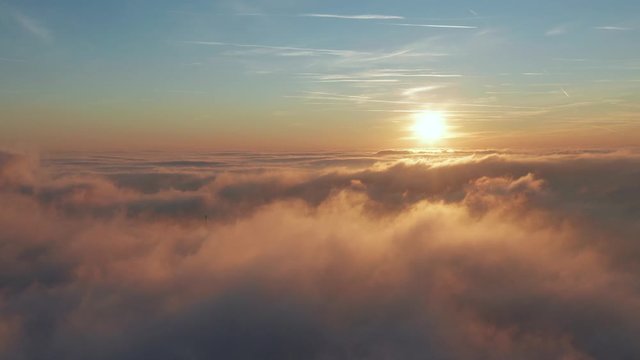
[390,23,477,29]
[546,24,569,36]
[13,11,53,43]
[300,13,404,20]
[595,26,633,31]
[180,40,367,57]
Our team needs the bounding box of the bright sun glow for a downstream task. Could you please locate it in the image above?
[412,111,447,142]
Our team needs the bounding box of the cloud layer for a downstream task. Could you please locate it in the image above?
[1,149,640,359]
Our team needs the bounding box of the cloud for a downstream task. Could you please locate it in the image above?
[595,26,633,31]
[12,11,53,43]
[1,149,640,359]
[180,40,367,58]
[390,23,478,29]
[300,13,404,20]
[402,85,447,97]
[0,57,27,63]
[546,24,569,36]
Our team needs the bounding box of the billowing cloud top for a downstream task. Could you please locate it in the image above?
[1,149,640,359]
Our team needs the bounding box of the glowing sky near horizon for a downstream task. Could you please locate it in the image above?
[1,0,639,150]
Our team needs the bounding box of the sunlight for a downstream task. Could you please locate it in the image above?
[412,111,447,142]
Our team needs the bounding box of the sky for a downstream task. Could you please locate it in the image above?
[1,0,639,150]
[3,2,640,357]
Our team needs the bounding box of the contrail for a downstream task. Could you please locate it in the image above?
[390,23,477,29]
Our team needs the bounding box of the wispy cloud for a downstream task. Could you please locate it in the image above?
[553,58,588,62]
[353,49,414,63]
[402,85,446,97]
[181,41,444,68]
[300,13,404,20]
[546,24,569,36]
[12,11,53,43]
[0,57,27,63]
[285,91,417,106]
[154,89,212,95]
[296,69,463,85]
[310,78,399,83]
[286,91,538,112]
[595,26,633,31]
[389,23,478,29]
[180,41,367,57]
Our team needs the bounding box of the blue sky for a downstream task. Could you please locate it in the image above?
[1,0,639,149]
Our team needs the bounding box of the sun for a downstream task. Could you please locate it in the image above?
[412,111,447,142]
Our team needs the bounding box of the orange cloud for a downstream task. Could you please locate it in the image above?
[1,149,640,359]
